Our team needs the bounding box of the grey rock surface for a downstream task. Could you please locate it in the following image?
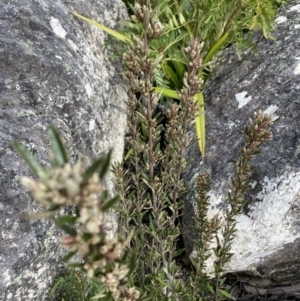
[182,0,300,286]
[0,0,127,300]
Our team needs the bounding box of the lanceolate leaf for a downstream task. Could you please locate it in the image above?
[141,123,148,140]
[82,157,105,183]
[90,293,106,300]
[203,33,229,65]
[60,224,77,236]
[152,87,179,99]
[71,12,132,44]
[124,148,133,160]
[171,60,186,82]
[219,289,236,300]
[195,92,205,157]
[52,215,77,226]
[99,150,112,180]
[82,150,112,183]
[13,141,43,176]
[162,61,182,89]
[127,251,137,275]
[48,126,69,167]
[62,250,77,262]
[101,195,119,212]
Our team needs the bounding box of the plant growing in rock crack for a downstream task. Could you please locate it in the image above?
[14,112,273,301]
[111,1,275,301]
[113,1,204,299]
[49,268,104,301]
[14,127,142,301]
[212,111,273,300]
[13,1,276,300]
[73,0,287,157]
[190,111,274,301]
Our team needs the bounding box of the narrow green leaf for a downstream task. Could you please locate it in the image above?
[90,277,103,286]
[171,60,186,82]
[20,205,61,219]
[203,33,229,65]
[60,224,77,236]
[136,111,147,124]
[98,292,112,301]
[67,262,84,268]
[208,284,215,294]
[174,248,185,257]
[62,250,77,262]
[194,92,205,157]
[81,232,93,242]
[204,14,213,25]
[52,215,77,226]
[71,12,132,44]
[82,150,112,183]
[139,292,156,301]
[82,157,105,183]
[178,13,186,25]
[127,251,137,275]
[91,293,106,300]
[99,150,112,180]
[49,277,65,296]
[100,190,108,200]
[124,148,133,160]
[119,20,140,30]
[13,141,43,177]
[101,195,119,212]
[141,123,148,140]
[152,87,179,99]
[91,254,103,262]
[172,15,179,27]
[162,61,181,89]
[219,289,236,300]
[48,126,68,167]
[160,32,189,54]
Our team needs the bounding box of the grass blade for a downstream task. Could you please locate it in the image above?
[71,12,132,44]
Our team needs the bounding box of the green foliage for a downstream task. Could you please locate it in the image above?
[112,2,274,301]
[13,141,43,177]
[137,0,284,155]
[15,96,273,301]
[211,112,274,299]
[71,12,132,44]
[14,127,141,301]
[112,5,204,298]
[49,269,106,301]
[189,111,273,301]
[73,0,286,158]
[13,0,285,300]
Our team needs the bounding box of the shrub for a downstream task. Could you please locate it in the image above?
[14,0,281,299]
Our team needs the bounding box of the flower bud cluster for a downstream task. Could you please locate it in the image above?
[180,40,204,99]
[101,264,129,294]
[147,19,164,39]
[134,1,163,39]
[21,158,100,207]
[21,155,140,300]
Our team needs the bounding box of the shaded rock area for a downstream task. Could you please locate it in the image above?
[182,0,300,289]
[0,0,127,300]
